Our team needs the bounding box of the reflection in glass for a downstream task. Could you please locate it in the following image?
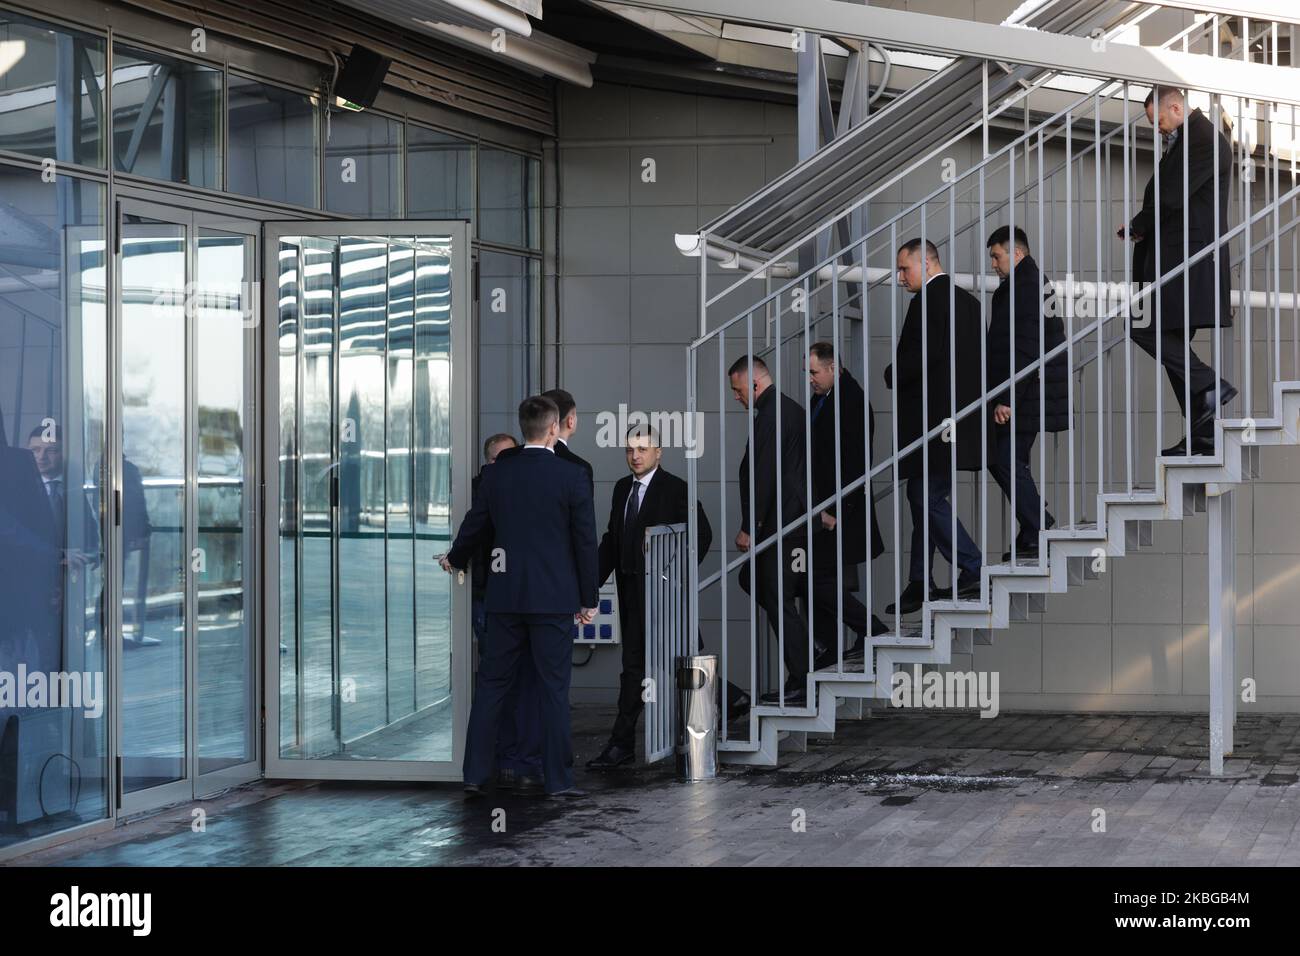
[112,43,221,188]
[337,236,388,744]
[228,74,317,208]
[407,125,472,222]
[477,251,539,451]
[0,12,105,166]
[196,231,254,774]
[296,237,338,759]
[0,168,108,848]
[323,110,401,217]
[119,215,186,794]
[278,233,454,762]
[478,147,538,249]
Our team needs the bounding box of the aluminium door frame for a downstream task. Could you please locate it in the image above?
[112,192,262,817]
[261,219,473,782]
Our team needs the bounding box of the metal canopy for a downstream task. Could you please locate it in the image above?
[615,0,1300,252]
[691,0,1132,253]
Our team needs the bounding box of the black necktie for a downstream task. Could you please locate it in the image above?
[48,479,65,543]
[621,480,641,573]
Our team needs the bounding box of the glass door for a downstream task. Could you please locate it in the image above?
[264,222,471,781]
[114,197,258,814]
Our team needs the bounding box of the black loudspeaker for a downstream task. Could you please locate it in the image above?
[335,44,391,109]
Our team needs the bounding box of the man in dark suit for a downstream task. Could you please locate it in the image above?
[884,239,984,615]
[730,354,818,705]
[497,388,593,489]
[587,425,714,768]
[443,395,598,798]
[985,227,1068,562]
[0,410,61,677]
[464,431,542,790]
[806,341,886,648]
[1119,86,1236,457]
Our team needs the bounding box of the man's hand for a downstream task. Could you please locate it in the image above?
[1116,224,1143,242]
[994,404,1012,425]
[576,607,597,625]
[437,553,456,573]
[735,530,751,552]
[820,511,836,530]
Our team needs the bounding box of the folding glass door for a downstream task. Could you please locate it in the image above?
[114,197,259,814]
[264,222,471,781]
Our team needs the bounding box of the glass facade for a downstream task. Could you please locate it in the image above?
[0,8,541,855]
[0,166,110,844]
[227,74,318,208]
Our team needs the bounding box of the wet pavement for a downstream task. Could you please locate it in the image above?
[9,706,1300,866]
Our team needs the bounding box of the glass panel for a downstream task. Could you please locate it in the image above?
[112,43,221,188]
[277,240,300,755]
[227,74,318,208]
[477,250,539,449]
[337,236,388,745]
[385,245,416,724]
[195,229,253,774]
[119,214,186,794]
[407,125,472,222]
[277,232,455,764]
[323,110,401,218]
[0,169,108,848]
[0,12,106,167]
[413,239,453,740]
[478,147,538,248]
[292,236,338,759]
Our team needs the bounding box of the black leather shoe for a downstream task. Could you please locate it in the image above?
[464,782,488,799]
[587,742,635,769]
[933,572,981,602]
[760,679,807,706]
[496,767,517,789]
[515,774,544,794]
[546,787,588,801]
[885,580,929,616]
[1002,540,1039,563]
[1162,434,1216,457]
[1190,383,1238,433]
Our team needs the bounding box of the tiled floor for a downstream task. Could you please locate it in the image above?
[9,707,1300,866]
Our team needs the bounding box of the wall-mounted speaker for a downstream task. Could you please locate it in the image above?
[334,44,391,110]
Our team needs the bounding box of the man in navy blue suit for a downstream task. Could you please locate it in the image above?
[443,395,598,798]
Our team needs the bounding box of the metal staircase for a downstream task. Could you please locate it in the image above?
[669,1,1300,776]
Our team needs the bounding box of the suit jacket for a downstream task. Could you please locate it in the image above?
[467,469,493,597]
[739,385,807,544]
[447,447,598,614]
[597,467,713,616]
[887,274,986,478]
[1129,108,1233,330]
[987,255,1069,435]
[808,369,884,562]
[497,438,593,491]
[0,446,61,666]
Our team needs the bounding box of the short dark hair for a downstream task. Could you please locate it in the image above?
[899,238,940,262]
[626,423,660,446]
[987,225,1031,255]
[1144,86,1184,110]
[483,432,517,461]
[28,423,61,444]
[518,395,559,443]
[727,354,769,378]
[540,388,576,422]
[809,341,837,365]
